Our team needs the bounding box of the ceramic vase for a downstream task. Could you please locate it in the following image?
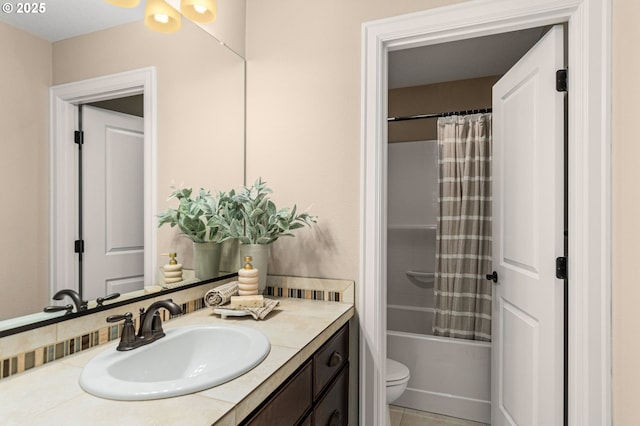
[193,241,222,280]
[238,243,270,294]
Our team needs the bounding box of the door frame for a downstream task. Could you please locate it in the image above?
[359,0,611,425]
[49,67,158,298]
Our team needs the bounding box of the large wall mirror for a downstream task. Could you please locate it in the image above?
[0,1,245,334]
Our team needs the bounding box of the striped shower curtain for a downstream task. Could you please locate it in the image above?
[433,113,492,341]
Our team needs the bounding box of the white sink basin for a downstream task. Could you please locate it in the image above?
[79,324,270,400]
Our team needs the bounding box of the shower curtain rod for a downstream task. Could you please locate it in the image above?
[387,108,492,122]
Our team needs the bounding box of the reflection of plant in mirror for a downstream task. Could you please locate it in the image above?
[157,188,233,243]
[225,178,317,245]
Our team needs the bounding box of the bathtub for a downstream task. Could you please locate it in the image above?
[387,304,491,424]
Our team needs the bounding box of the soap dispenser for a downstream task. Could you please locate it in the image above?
[161,252,183,285]
[238,256,259,296]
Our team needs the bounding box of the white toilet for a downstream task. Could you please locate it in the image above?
[386,358,410,424]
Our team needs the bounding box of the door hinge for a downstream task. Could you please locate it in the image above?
[556,69,568,92]
[74,130,84,145]
[74,239,84,254]
[556,256,567,279]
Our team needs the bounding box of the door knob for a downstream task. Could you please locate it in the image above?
[486,271,498,283]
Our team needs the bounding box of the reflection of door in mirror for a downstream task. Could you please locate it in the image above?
[83,104,145,301]
[49,70,155,309]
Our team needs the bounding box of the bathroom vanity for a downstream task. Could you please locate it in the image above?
[242,322,349,425]
[0,295,354,425]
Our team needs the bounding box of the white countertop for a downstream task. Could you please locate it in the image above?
[0,297,354,426]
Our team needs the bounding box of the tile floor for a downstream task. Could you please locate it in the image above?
[389,405,489,426]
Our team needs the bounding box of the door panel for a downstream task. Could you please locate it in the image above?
[491,25,565,426]
[501,75,538,276]
[83,106,144,301]
[500,300,538,424]
[105,129,144,251]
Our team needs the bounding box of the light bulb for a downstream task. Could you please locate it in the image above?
[180,0,216,23]
[145,0,181,33]
[154,13,169,23]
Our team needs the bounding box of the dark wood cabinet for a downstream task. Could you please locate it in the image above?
[313,324,349,399]
[240,323,349,426]
[243,360,313,426]
[313,365,348,426]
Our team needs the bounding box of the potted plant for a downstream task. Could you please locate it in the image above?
[224,178,317,293]
[157,187,232,280]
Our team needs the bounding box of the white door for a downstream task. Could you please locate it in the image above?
[491,25,565,425]
[83,106,145,300]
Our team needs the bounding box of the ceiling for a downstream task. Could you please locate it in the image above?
[0,0,144,42]
[388,27,548,89]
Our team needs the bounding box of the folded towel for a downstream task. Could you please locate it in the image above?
[213,298,280,320]
[244,298,279,320]
[204,281,238,307]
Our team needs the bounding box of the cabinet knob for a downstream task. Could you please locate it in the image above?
[328,351,343,367]
[328,409,342,426]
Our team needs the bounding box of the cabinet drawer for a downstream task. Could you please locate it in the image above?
[313,324,349,397]
[313,365,349,426]
[244,360,312,426]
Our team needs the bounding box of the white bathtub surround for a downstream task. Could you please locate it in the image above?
[387,327,490,423]
[387,140,438,313]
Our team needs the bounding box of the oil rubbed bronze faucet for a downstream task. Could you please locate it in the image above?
[107,299,183,351]
[52,289,88,312]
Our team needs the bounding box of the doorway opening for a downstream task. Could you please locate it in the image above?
[385,26,562,425]
[49,67,157,303]
[359,1,611,425]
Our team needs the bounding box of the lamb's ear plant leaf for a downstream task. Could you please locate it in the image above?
[157,186,234,244]
[226,178,317,244]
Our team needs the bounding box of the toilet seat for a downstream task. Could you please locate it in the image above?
[386,358,410,412]
[386,358,410,385]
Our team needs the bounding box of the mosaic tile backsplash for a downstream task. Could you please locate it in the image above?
[0,276,353,381]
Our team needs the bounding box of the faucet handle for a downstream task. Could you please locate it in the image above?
[96,292,121,307]
[107,312,132,323]
[107,312,138,351]
[43,304,74,314]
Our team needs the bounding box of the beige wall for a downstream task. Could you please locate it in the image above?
[183,0,247,57]
[245,0,467,282]
[0,22,51,319]
[52,19,245,275]
[612,0,639,422]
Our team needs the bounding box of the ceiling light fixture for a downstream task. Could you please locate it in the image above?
[105,0,217,34]
[105,0,140,7]
[180,0,216,24]
[144,0,181,33]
